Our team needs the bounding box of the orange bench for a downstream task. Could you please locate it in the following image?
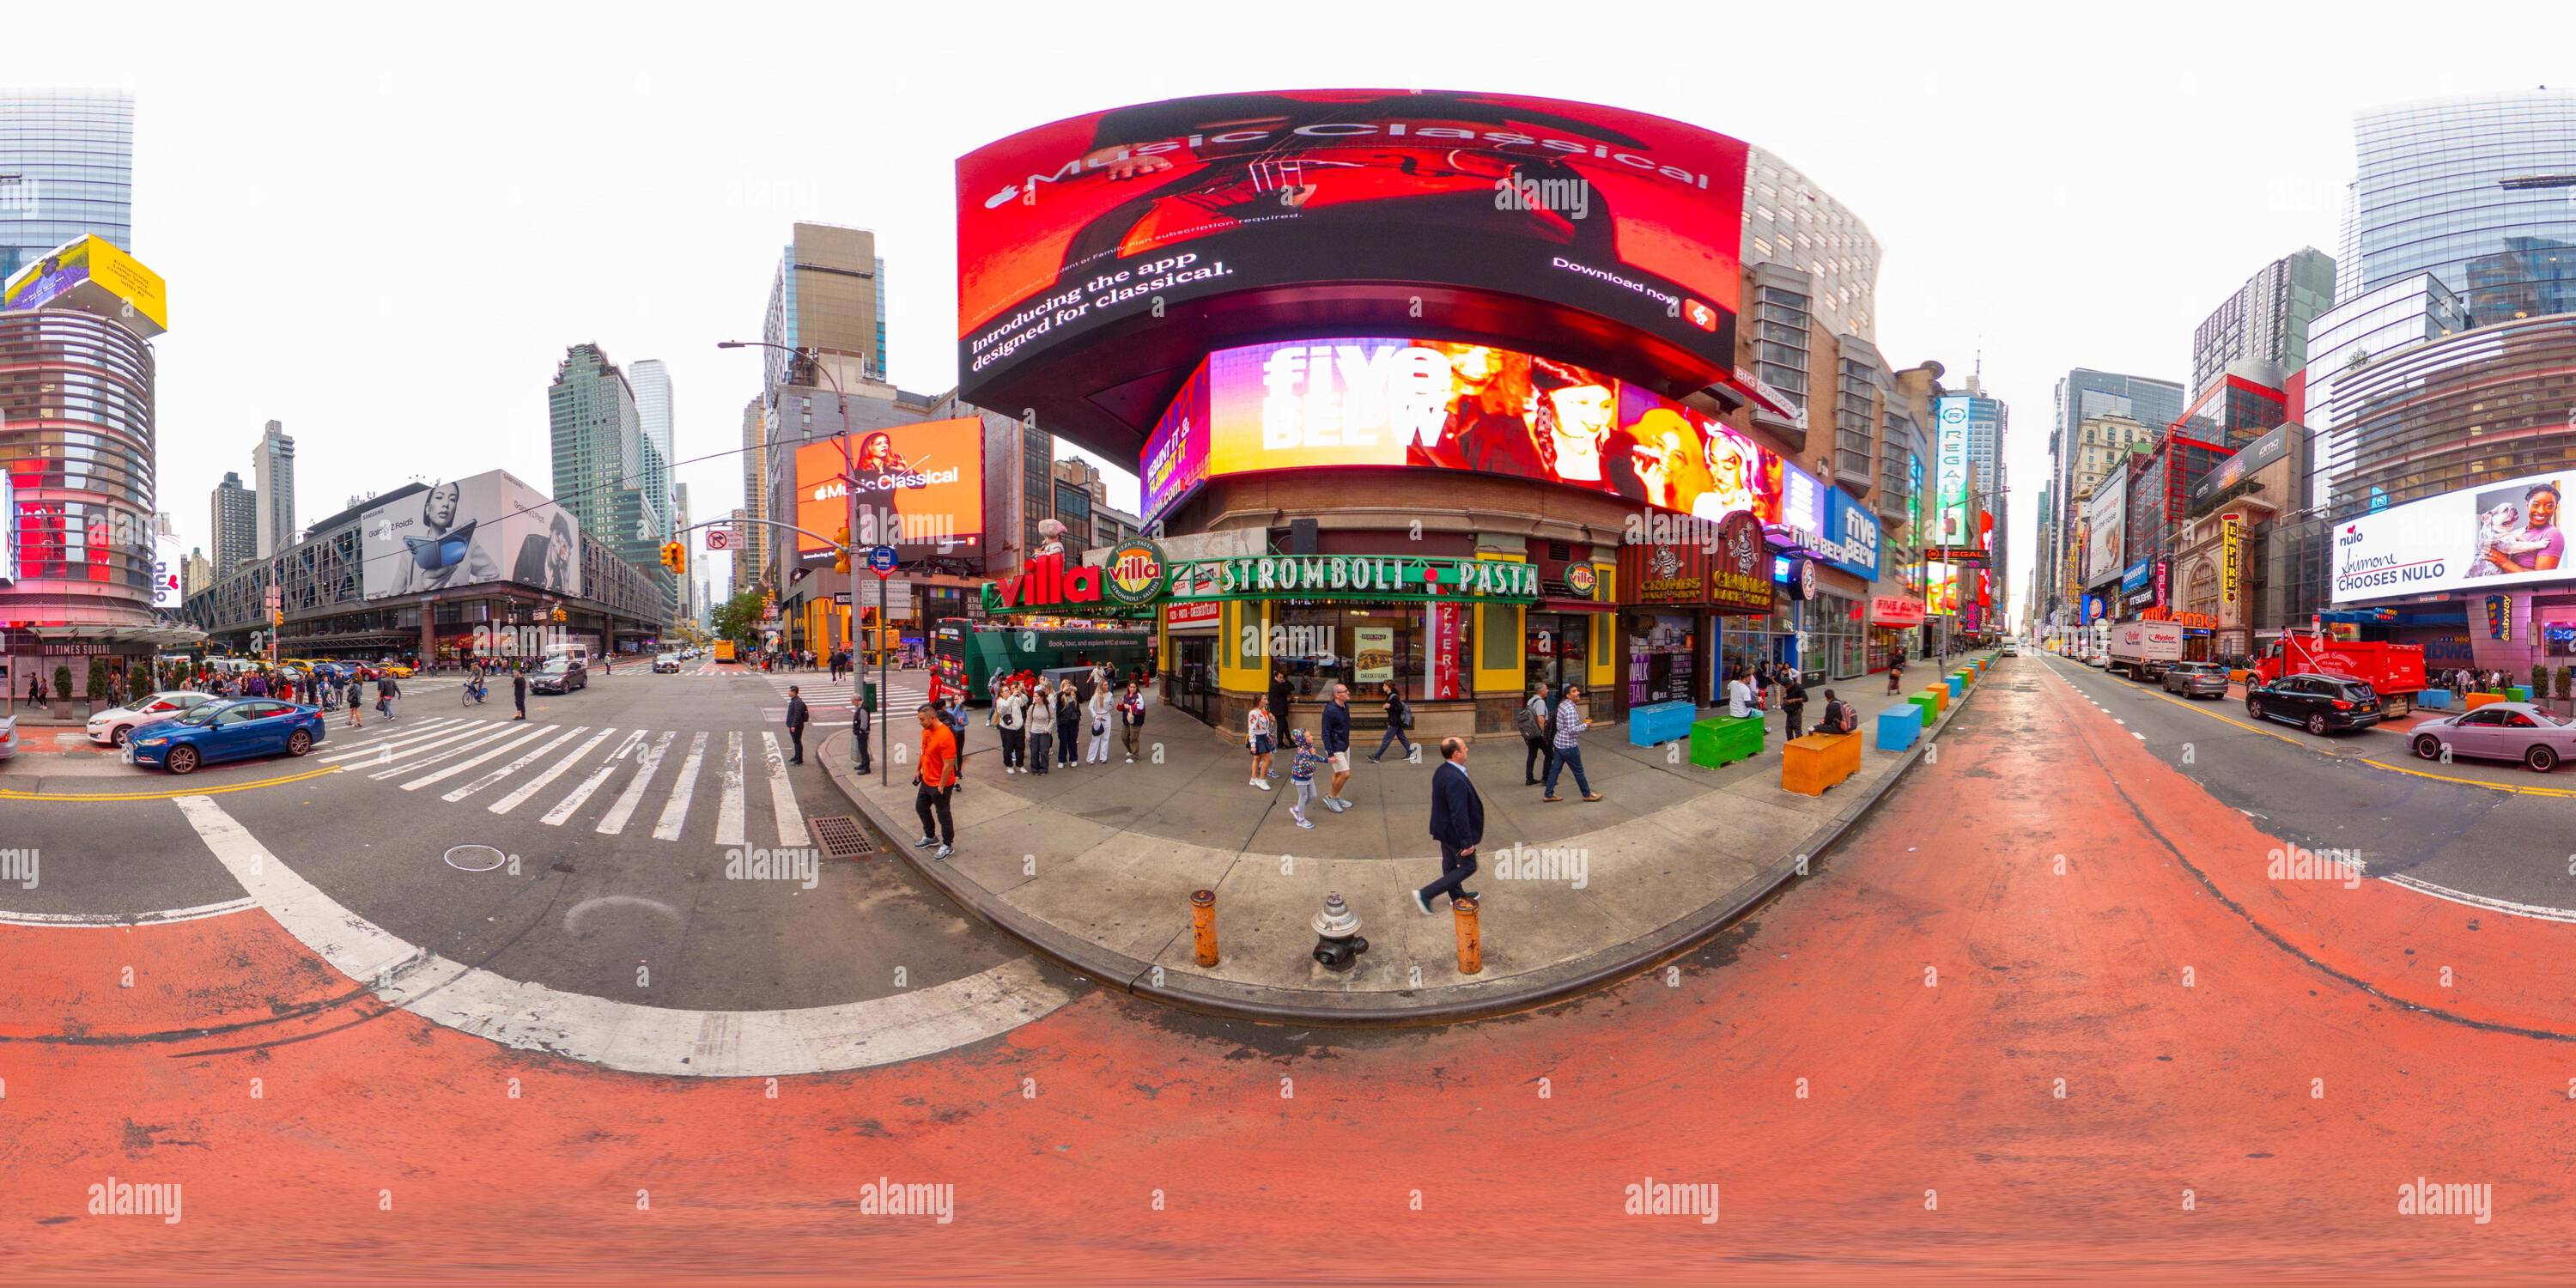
[1782,730,1864,796]
[2465,691,2506,712]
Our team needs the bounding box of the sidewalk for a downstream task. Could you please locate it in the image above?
[823,655,2002,1024]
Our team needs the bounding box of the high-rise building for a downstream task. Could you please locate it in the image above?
[630,359,675,539]
[0,89,132,282]
[1950,366,2009,627]
[1742,147,1880,343]
[2190,247,2336,400]
[2041,370,2183,624]
[671,480,696,622]
[210,471,257,572]
[738,398,769,592]
[2337,89,2576,325]
[252,419,296,558]
[548,343,673,624]
[180,547,213,602]
[762,222,886,410]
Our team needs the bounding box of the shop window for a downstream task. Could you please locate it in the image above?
[1271,604,1472,702]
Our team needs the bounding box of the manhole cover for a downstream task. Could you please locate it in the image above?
[445,844,507,872]
[811,816,875,860]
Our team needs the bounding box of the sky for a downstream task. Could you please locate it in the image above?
[82,0,2574,611]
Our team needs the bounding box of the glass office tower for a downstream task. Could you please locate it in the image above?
[2342,89,2576,325]
[0,89,134,281]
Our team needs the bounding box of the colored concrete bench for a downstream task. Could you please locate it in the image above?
[2509,686,2531,702]
[1946,675,1964,699]
[1628,700,1698,747]
[2465,691,2505,711]
[1921,686,1947,717]
[1876,704,1923,751]
[1782,731,1864,796]
[1910,693,1939,725]
[2415,690,2452,709]
[1690,714,1766,769]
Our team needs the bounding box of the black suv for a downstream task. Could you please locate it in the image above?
[531,658,589,695]
[2245,672,2380,735]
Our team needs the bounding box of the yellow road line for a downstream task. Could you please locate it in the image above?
[0,764,345,802]
[2356,756,2576,798]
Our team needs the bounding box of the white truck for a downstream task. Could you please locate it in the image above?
[2105,621,2184,682]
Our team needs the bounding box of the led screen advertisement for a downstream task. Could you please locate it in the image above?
[793,417,987,556]
[1139,336,1806,530]
[361,471,582,602]
[0,234,168,337]
[151,533,184,609]
[958,89,1750,410]
[1933,395,1971,547]
[2331,468,2568,603]
[2083,473,2127,588]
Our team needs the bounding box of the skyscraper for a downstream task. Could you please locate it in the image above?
[762,222,885,409]
[671,480,696,622]
[630,358,676,542]
[252,420,297,558]
[738,398,769,592]
[2337,89,2576,325]
[2190,247,2336,399]
[210,471,257,573]
[549,343,674,623]
[2043,370,2182,623]
[0,89,133,281]
[1952,367,2009,627]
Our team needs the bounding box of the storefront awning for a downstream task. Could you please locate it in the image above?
[1535,598,1614,613]
[8,622,208,649]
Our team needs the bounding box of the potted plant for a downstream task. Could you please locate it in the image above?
[2558,665,2573,716]
[85,658,111,718]
[51,664,75,720]
[130,666,152,705]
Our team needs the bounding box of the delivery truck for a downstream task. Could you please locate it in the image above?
[2252,632,2428,715]
[2105,621,2186,682]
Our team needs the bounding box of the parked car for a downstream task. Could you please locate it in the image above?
[124,698,325,775]
[653,653,682,674]
[2087,651,2111,668]
[0,713,16,762]
[2245,672,2383,736]
[2160,661,2232,700]
[88,690,221,746]
[2409,702,2576,773]
[531,658,589,695]
[2002,641,2021,657]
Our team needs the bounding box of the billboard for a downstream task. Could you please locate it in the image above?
[0,473,11,585]
[2190,422,2294,508]
[1139,336,1800,528]
[361,471,581,601]
[2083,473,2127,587]
[958,89,1751,443]
[1934,395,1971,547]
[2332,469,2568,603]
[151,534,183,610]
[1818,487,1880,581]
[793,417,987,556]
[0,234,168,337]
[2220,512,2245,608]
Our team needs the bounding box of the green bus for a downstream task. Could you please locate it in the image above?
[930,618,1155,702]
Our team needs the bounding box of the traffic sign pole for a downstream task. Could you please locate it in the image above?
[878,571,890,787]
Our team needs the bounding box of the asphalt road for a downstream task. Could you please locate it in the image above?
[2036,653,2576,914]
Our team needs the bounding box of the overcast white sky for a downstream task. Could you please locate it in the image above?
[98,0,2570,608]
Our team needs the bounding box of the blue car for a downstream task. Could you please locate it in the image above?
[125,698,327,775]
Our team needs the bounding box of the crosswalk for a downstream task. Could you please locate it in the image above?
[758,671,932,722]
[305,714,811,846]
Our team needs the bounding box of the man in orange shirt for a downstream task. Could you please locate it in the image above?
[912,702,958,860]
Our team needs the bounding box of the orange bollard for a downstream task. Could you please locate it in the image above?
[1452,896,1482,975]
[1190,888,1219,967]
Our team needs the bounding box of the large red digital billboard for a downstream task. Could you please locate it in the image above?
[958,89,1750,453]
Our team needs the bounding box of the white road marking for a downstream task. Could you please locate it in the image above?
[542,729,646,826]
[329,719,496,769]
[653,732,710,841]
[367,722,528,781]
[0,897,256,927]
[761,731,810,848]
[2377,872,2576,923]
[715,731,746,847]
[594,730,677,835]
[169,795,1073,1076]
[491,726,619,815]
[444,726,589,803]
[315,717,465,762]
[401,724,561,792]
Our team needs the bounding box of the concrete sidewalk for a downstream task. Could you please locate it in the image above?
[823,654,2002,1024]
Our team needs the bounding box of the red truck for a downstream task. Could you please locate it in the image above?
[2252,633,2429,715]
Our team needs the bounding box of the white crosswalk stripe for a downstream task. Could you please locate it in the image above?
[541,729,646,826]
[316,717,470,763]
[400,724,562,792]
[366,721,530,780]
[443,725,590,803]
[715,731,747,847]
[594,730,677,835]
[490,726,618,815]
[653,732,710,841]
[761,731,811,848]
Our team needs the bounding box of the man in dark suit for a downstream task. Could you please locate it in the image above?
[1413,737,1484,914]
[785,684,810,765]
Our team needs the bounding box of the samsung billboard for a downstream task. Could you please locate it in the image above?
[2332,469,2567,603]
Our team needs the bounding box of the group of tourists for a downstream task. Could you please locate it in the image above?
[985,664,1148,775]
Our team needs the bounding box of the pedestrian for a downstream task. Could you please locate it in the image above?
[785,684,810,765]
[345,671,363,729]
[512,667,528,720]
[1267,669,1293,747]
[1370,683,1414,763]
[1321,683,1354,811]
[1516,683,1553,786]
[911,702,957,861]
[1412,736,1483,915]
[1118,683,1146,763]
[852,681,875,774]
[1054,677,1081,769]
[1285,728,1325,829]
[1544,683,1602,803]
[1027,681,1054,776]
[1084,682,1112,764]
[994,680,1026,773]
[1887,653,1905,695]
[375,669,400,720]
[1726,665,1753,720]
[1246,695,1277,788]
[1816,689,1859,735]
[1783,670,1810,738]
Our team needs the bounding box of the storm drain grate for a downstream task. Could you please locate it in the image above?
[811,815,876,860]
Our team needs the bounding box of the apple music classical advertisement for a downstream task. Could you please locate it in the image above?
[957,88,1751,400]
[1140,336,1826,535]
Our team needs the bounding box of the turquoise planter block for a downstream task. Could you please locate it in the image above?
[1876,705,1922,751]
[2415,690,2452,709]
[1945,675,1963,699]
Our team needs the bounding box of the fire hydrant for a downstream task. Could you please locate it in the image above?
[1310,891,1369,972]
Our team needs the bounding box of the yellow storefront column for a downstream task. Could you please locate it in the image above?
[1585,557,1616,693]
[1216,598,1269,695]
[1471,549,1528,698]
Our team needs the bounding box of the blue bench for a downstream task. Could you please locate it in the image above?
[1945,674,1964,700]
[1628,700,1698,747]
[2415,690,2452,710]
[1876,703,1922,751]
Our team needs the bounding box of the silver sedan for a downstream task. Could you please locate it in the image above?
[2409,702,2576,773]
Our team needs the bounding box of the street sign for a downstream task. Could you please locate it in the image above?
[705,528,730,551]
[866,546,897,575]
[832,591,851,605]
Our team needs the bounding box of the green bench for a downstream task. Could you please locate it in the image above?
[1690,713,1765,769]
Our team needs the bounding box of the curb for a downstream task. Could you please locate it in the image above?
[822,656,2006,1028]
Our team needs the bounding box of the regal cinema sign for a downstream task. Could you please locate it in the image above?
[981,539,1540,614]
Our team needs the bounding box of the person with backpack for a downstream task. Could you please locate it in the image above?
[1118,682,1146,763]
[1516,683,1553,786]
[1370,683,1415,763]
[1816,689,1860,736]
[375,669,400,720]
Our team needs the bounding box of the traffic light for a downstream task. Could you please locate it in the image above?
[551,607,568,624]
[660,540,687,575]
[833,526,852,574]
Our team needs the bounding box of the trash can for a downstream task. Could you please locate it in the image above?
[863,680,878,712]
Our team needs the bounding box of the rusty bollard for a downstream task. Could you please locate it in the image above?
[1453,895,1482,975]
[1191,888,1219,967]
